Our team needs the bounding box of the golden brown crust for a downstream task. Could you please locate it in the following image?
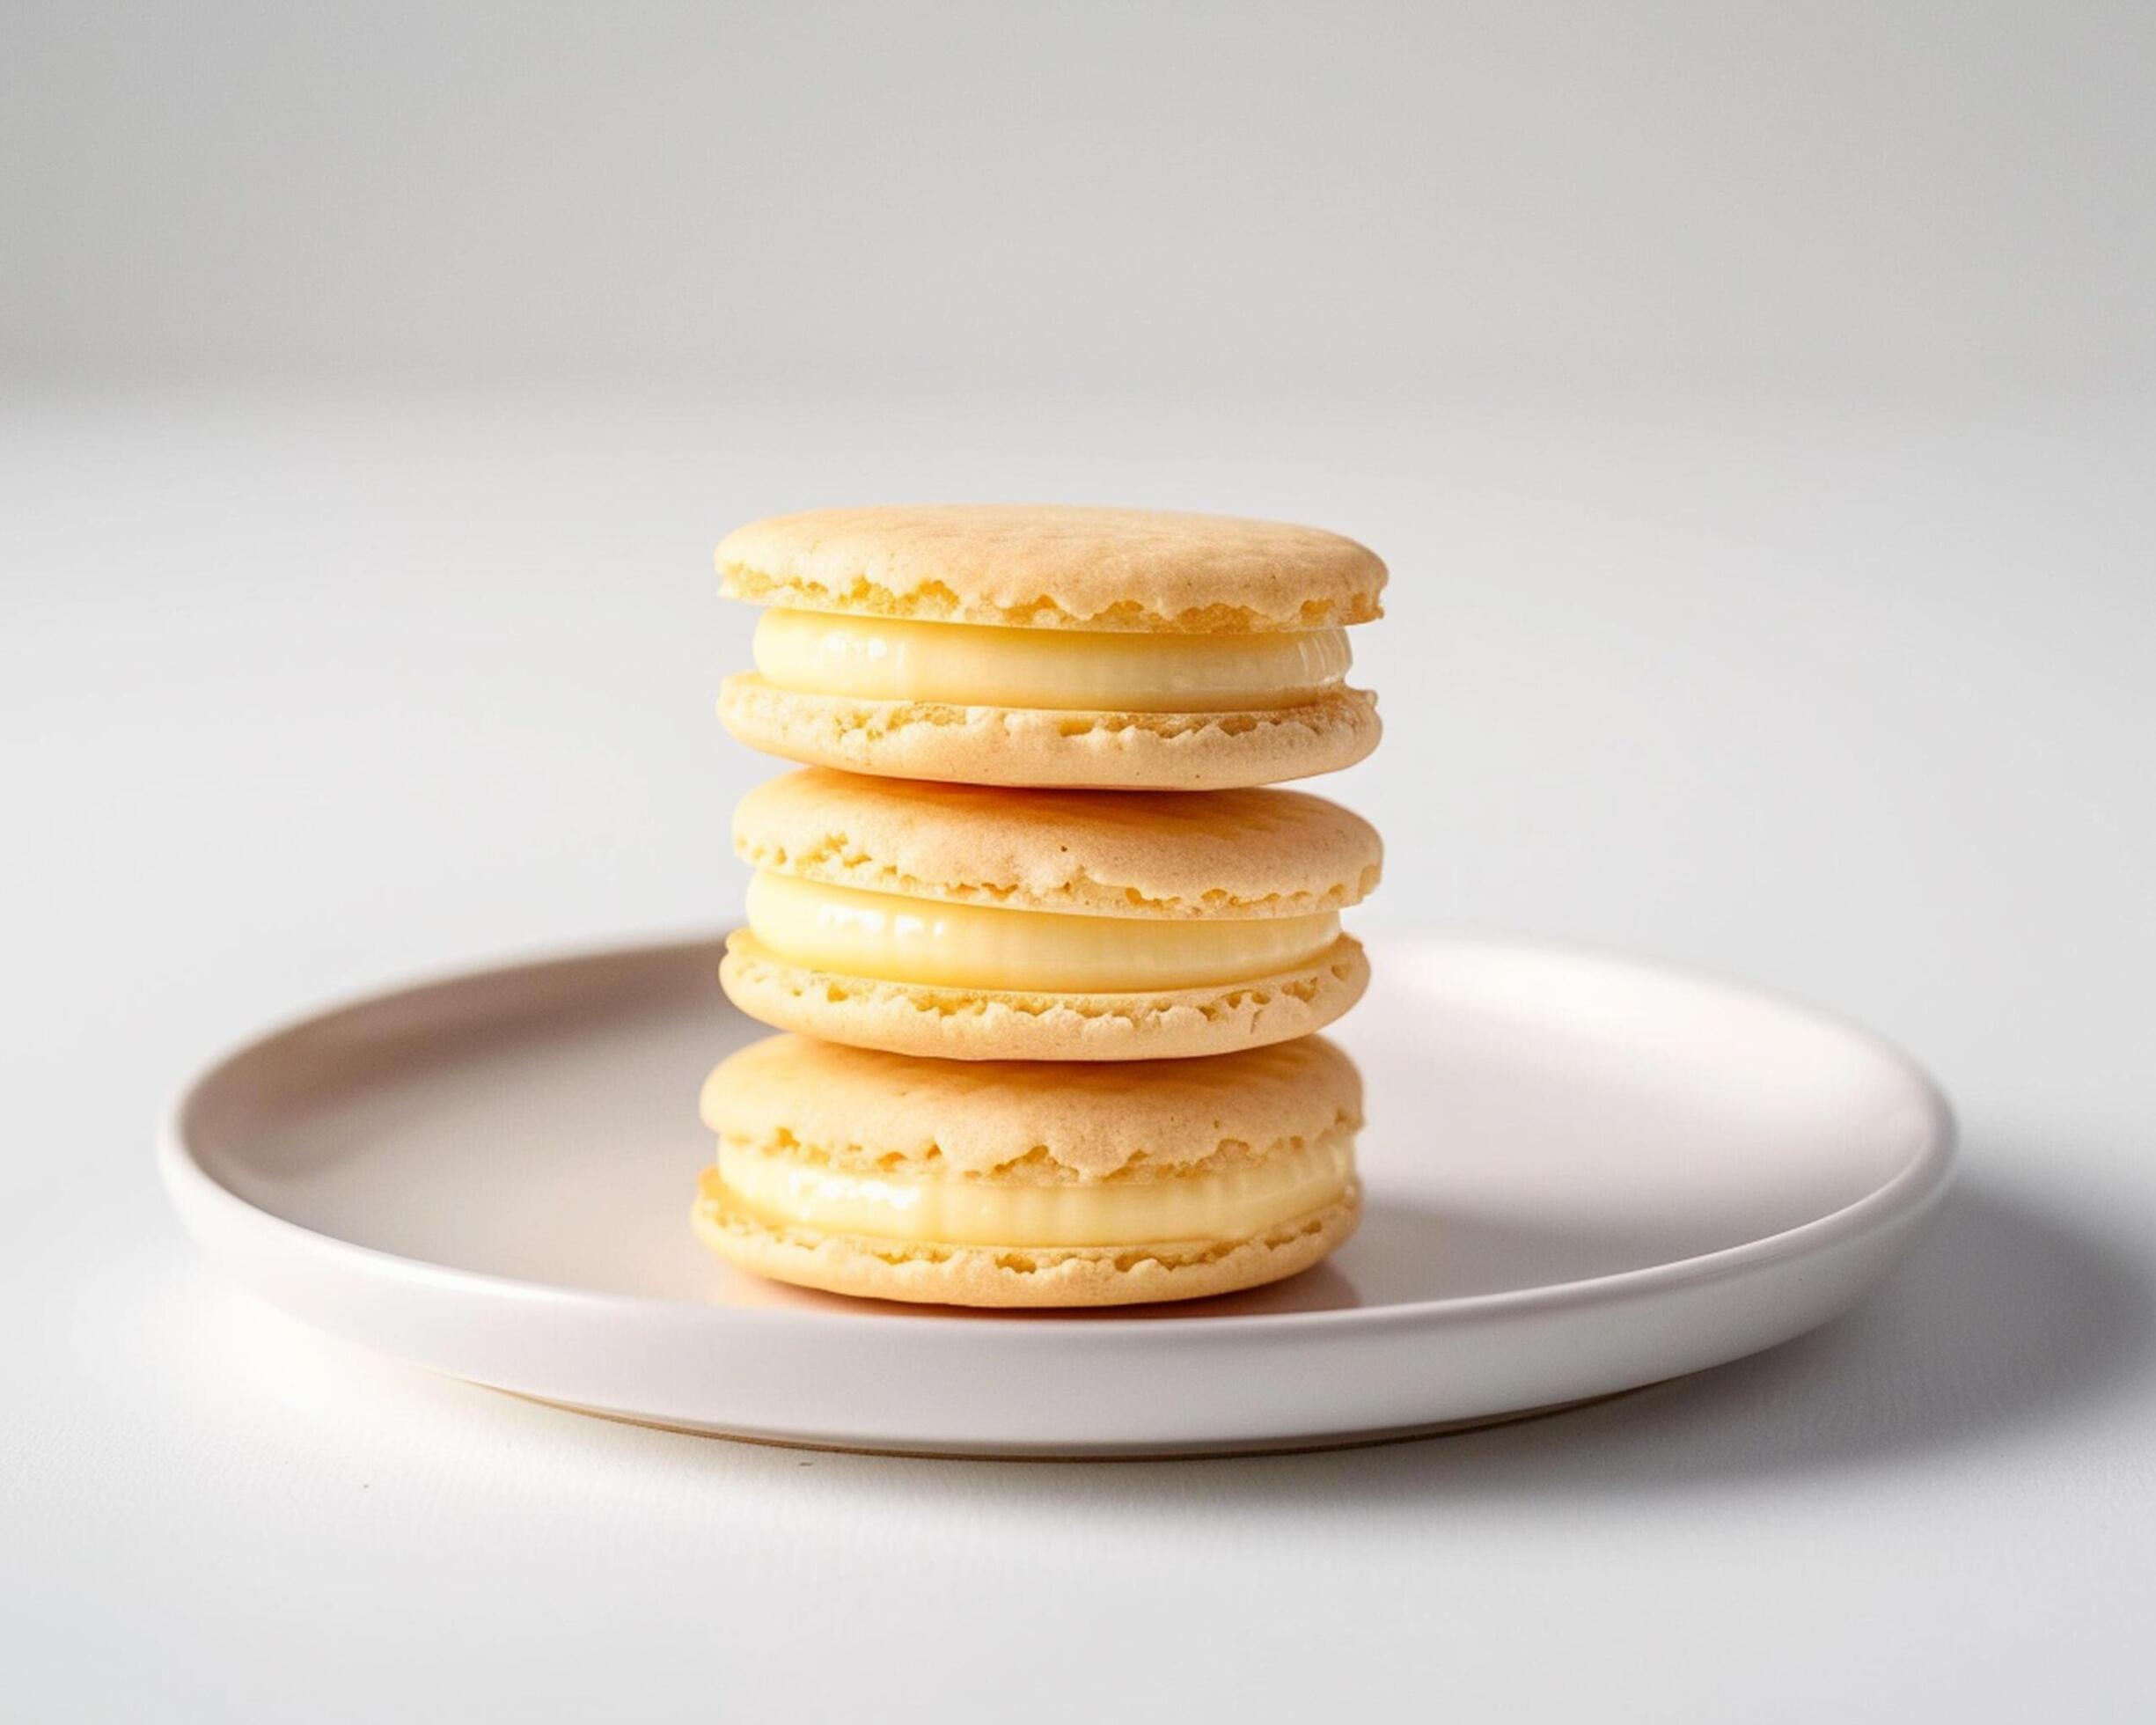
[699,1031,1362,1179]
[693,1171,1362,1307]
[719,930,1369,1061]
[718,675,1379,791]
[716,504,1386,635]
[732,767,1381,920]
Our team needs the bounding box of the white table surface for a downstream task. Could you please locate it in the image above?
[4,387,2152,1721]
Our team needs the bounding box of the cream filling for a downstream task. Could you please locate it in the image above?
[744,871,1340,992]
[716,1132,1355,1248]
[752,609,1352,713]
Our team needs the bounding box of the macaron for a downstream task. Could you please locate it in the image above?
[720,767,1381,1061]
[716,504,1383,790]
[695,1031,1364,1307]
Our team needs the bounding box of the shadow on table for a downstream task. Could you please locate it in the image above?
[1247,1163,2156,1501]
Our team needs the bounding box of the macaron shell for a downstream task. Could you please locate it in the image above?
[716,504,1386,635]
[732,768,1382,921]
[718,929,1369,1061]
[692,1169,1362,1307]
[717,674,1379,791]
[700,1031,1362,1178]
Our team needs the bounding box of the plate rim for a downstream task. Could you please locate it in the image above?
[158,928,1958,1340]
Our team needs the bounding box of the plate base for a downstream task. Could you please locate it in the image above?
[503,1385,1652,1460]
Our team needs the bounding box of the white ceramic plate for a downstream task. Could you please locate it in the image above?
[162,935,1954,1457]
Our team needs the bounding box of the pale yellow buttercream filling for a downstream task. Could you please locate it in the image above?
[744,871,1340,991]
[752,609,1351,713]
[716,1132,1354,1248]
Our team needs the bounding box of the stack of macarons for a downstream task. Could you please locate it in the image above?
[695,505,1383,1306]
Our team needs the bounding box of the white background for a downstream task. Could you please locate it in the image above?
[4,5,2153,1721]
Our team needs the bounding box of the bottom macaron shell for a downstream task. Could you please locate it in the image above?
[693,1169,1362,1308]
[718,929,1370,1061]
[717,673,1380,790]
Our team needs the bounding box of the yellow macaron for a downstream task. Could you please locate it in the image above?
[716,504,1383,790]
[719,767,1381,1061]
[695,1032,1364,1307]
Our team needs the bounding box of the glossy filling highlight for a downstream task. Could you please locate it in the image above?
[744,871,1340,992]
[715,1132,1355,1248]
[752,609,1351,713]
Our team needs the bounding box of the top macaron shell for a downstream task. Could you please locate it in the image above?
[716,504,1383,791]
[718,504,1387,633]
